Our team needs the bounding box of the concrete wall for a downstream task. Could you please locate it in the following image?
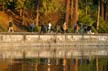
[0,33,108,59]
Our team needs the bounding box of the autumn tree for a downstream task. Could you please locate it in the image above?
[40,0,65,25]
[70,0,79,25]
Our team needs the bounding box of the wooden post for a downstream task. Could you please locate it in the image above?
[96,56,99,71]
[75,58,78,71]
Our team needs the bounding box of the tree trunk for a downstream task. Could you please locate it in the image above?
[20,8,23,16]
[65,0,79,26]
[73,0,78,24]
[36,0,39,25]
[0,1,4,11]
[70,0,74,25]
[86,0,88,15]
[105,2,108,22]
[36,8,39,25]
[65,0,70,27]
[97,0,100,31]
[100,0,104,18]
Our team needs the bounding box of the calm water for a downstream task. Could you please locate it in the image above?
[0,57,108,71]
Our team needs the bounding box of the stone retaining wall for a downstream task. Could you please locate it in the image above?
[0,33,108,58]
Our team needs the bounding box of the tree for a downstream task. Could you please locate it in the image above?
[73,0,79,24]
[16,0,26,16]
[39,0,65,25]
[97,0,100,31]
[65,0,70,27]
[100,0,104,18]
[0,0,5,11]
[36,0,39,25]
[104,0,108,22]
[70,0,79,25]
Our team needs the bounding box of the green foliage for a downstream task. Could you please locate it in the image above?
[0,24,7,32]
[35,25,41,32]
[24,0,35,9]
[16,0,25,9]
[79,15,95,25]
[40,0,65,24]
[98,17,108,33]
